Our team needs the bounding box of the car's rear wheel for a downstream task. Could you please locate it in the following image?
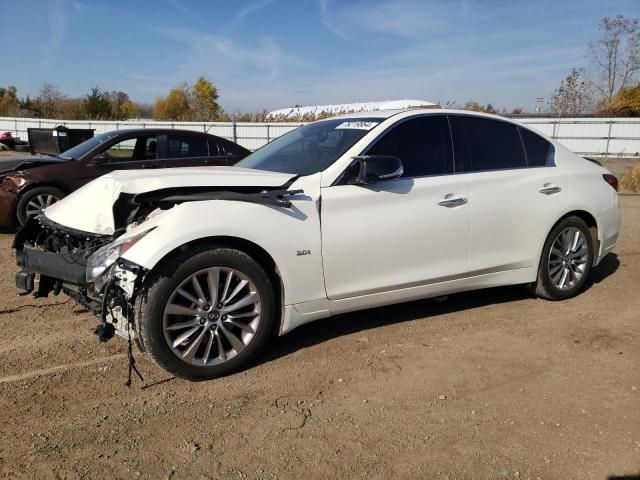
[534,216,594,301]
[16,186,65,225]
[137,247,276,380]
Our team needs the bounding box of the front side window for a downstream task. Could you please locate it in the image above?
[167,135,208,159]
[455,116,526,172]
[104,136,158,163]
[520,127,555,167]
[236,118,382,175]
[366,116,453,177]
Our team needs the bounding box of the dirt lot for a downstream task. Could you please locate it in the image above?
[0,191,638,480]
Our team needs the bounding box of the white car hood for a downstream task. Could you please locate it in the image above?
[43,166,296,235]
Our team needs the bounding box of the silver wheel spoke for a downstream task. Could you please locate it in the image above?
[224,318,255,334]
[165,319,201,331]
[176,288,205,307]
[224,279,248,305]
[223,291,257,313]
[172,325,201,348]
[202,330,215,364]
[165,303,200,317]
[215,330,226,361]
[227,311,258,320]
[207,268,220,305]
[192,276,207,304]
[221,271,234,303]
[219,323,245,353]
[181,327,208,362]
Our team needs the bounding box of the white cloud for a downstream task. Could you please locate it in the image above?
[233,0,273,25]
[42,0,69,70]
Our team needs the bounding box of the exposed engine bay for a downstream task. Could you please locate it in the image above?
[14,182,303,343]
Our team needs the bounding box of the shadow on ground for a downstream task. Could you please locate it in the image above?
[258,254,620,367]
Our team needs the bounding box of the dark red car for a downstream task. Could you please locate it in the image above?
[0,128,250,226]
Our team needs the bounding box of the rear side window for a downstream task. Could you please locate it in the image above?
[520,127,555,167]
[455,116,526,172]
[167,135,208,158]
[366,116,453,177]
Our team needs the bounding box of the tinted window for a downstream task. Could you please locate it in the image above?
[520,127,555,167]
[366,116,453,177]
[222,141,248,157]
[167,135,208,158]
[456,116,526,171]
[104,136,157,163]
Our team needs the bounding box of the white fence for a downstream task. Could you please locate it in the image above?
[1,116,640,157]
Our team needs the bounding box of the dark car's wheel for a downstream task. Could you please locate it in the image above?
[137,247,276,381]
[533,216,594,301]
[16,186,65,225]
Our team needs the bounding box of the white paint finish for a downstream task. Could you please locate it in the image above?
[466,166,570,274]
[120,174,326,307]
[321,176,470,300]
[44,166,295,234]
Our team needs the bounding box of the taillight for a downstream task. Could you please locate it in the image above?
[603,174,618,192]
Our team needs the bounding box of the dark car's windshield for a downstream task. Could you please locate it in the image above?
[236,118,382,175]
[58,131,120,160]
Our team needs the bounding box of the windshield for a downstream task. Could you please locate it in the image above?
[236,118,382,175]
[58,131,120,160]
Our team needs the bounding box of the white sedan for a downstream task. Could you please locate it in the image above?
[15,109,620,380]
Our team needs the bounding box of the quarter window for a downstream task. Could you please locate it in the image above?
[366,116,453,177]
[167,135,208,158]
[455,116,526,172]
[520,127,555,167]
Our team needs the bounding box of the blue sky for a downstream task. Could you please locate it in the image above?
[0,0,638,112]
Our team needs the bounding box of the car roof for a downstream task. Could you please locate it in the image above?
[330,108,519,122]
[103,128,221,137]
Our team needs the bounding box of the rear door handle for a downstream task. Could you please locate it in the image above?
[539,183,562,195]
[437,194,468,208]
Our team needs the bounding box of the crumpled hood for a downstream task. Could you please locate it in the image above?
[0,155,66,175]
[43,166,296,235]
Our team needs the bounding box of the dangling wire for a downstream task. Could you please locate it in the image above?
[124,297,144,388]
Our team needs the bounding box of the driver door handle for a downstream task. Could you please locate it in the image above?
[437,194,468,208]
[539,183,562,195]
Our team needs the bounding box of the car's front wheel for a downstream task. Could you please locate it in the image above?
[533,216,594,301]
[137,247,276,380]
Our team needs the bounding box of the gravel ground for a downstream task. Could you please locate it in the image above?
[0,160,638,479]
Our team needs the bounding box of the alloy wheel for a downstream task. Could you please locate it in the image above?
[548,227,589,290]
[162,267,262,366]
[25,194,59,219]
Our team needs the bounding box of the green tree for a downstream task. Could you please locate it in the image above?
[80,87,112,119]
[190,77,220,121]
[0,86,19,116]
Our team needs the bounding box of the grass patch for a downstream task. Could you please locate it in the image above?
[620,163,640,192]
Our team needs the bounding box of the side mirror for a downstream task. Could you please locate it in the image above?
[351,155,403,185]
[90,152,109,165]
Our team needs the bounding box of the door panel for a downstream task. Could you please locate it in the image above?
[467,168,569,273]
[321,176,470,300]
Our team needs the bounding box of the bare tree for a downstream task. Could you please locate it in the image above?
[37,82,66,119]
[589,15,640,102]
[549,68,594,117]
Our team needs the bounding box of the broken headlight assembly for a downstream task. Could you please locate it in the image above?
[86,229,153,291]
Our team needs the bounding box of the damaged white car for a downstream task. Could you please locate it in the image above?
[14,110,620,380]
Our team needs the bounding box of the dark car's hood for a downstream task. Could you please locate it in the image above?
[0,156,69,175]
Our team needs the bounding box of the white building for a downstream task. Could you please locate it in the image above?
[268,99,438,119]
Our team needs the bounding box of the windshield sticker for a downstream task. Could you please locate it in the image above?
[335,121,379,130]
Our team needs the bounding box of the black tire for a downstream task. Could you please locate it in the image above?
[136,246,276,381]
[16,186,65,225]
[533,216,594,301]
